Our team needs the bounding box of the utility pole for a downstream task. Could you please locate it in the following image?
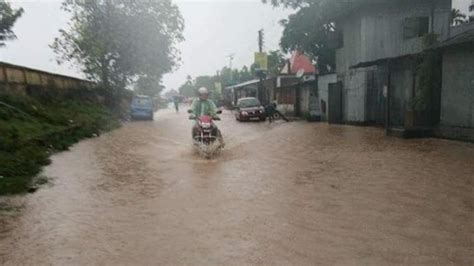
[257,29,266,103]
[226,53,235,83]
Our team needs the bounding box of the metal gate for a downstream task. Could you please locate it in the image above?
[328,82,343,124]
[366,70,386,125]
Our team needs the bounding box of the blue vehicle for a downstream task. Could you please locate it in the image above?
[131,95,154,120]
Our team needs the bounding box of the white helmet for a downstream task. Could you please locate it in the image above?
[198,87,209,95]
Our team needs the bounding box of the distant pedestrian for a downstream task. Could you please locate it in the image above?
[173,96,179,113]
[265,103,276,123]
[265,103,289,123]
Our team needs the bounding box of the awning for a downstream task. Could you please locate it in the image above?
[224,79,260,90]
[350,53,419,69]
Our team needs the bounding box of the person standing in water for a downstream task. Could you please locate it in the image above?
[173,96,179,113]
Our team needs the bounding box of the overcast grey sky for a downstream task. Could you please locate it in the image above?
[0,0,472,91]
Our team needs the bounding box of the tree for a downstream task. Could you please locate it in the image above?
[470,2,474,23]
[262,0,309,9]
[163,89,179,100]
[0,0,23,47]
[177,57,285,100]
[264,0,341,73]
[218,67,235,85]
[451,8,467,25]
[267,50,286,77]
[239,66,253,82]
[178,75,195,97]
[194,75,215,95]
[52,0,184,96]
[265,0,399,73]
[135,76,164,97]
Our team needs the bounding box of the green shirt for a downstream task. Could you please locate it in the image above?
[191,98,217,117]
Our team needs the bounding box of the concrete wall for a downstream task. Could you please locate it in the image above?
[438,46,474,141]
[336,13,363,73]
[335,11,370,122]
[0,61,94,95]
[318,73,337,121]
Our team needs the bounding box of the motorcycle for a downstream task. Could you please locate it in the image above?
[188,109,223,158]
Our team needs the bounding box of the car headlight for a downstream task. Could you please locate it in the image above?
[241,111,248,115]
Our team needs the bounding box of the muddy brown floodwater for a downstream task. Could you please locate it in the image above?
[1,108,473,265]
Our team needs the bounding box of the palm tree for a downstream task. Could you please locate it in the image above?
[451,8,467,25]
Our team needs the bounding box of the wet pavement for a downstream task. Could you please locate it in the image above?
[1,108,473,265]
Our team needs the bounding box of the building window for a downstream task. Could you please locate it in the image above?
[403,16,430,39]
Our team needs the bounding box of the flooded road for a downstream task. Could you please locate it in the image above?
[1,108,473,265]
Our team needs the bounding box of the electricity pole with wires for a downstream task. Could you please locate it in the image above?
[258,29,264,53]
[226,53,235,83]
[256,29,267,104]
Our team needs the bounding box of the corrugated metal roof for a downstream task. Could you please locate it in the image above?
[349,53,418,69]
[351,27,474,69]
[436,28,474,48]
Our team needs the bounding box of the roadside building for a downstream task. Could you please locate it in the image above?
[436,24,474,141]
[332,0,451,132]
[269,51,317,117]
[225,51,317,118]
[224,79,260,106]
[271,76,317,117]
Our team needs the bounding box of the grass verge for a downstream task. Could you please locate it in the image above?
[0,94,120,195]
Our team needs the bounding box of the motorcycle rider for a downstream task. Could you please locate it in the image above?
[190,87,224,147]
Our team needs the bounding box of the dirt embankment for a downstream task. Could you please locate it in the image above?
[0,92,121,195]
